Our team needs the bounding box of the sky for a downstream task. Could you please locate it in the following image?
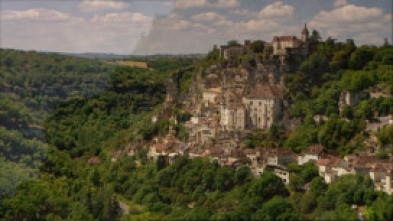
[1,0,392,55]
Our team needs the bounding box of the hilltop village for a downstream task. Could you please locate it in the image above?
[108,25,393,196]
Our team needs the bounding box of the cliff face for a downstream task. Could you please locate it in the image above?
[163,67,196,116]
[164,58,289,109]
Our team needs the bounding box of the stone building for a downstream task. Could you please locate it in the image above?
[298,144,325,165]
[242,84,282,130]
[202,88,221,107]
[220,40,252,59]
[272,24,309,58]
[266,147,296,167]
[338,90,369,112]
[220,83,282,131]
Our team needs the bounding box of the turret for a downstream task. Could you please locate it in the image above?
[302,23,309,42]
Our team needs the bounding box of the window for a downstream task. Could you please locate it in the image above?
[250,101,253,105]
[259,102,261,106]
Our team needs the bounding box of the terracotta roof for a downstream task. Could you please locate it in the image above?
[272,36,298,42]
[225,161,235,166]
[316,155,340,167]
[316,159,330,166]
[267,147,294,156]
[245,84,281,99]
[165,134,177,144]
[153,144,166,152]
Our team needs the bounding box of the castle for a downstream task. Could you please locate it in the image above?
[219,23,310,60]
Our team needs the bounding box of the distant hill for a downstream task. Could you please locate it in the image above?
[58,52,206,60]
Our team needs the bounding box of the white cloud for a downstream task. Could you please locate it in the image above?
[258,1,294,19]
[1,8,154,53]
[334,0,347,7]
[174,0,239,9]
[191,12,225,22]
[78,0,129,12]
[312,4,382,24]
[244,19,280,31]
[309,4,390,45]
[230,9,253,16]
[133,1,301,55]
[2,9,74,22]
[92,12,152,23]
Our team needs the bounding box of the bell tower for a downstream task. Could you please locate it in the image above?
[302,23,309,42]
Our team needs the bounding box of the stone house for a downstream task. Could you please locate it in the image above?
[221,104,246,130]
[188,146,204,159]
[220,40,251,59]
[333,160,354,176]
[338,90,368,111]
[384,170,393,195]
[202,87,221,107]
[148,143,166,160]
[316,155,341,184]
[266,147,296,167]
[298,144,325,165]
[269,165,291,185]
[242,84,282,130]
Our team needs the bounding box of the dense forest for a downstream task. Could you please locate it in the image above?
[0,49,114,196]
[1,36,393,220]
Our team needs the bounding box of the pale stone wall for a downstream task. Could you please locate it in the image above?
[273,40,301,55]
[242,97,281,130]
[298,154,319,165]
[202,91,219,106]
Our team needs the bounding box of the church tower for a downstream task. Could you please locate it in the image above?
[301,23,309,42]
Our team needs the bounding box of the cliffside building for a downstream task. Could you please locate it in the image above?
[272,24,309,57]
[220,40,252,59]
[221,84,282,131]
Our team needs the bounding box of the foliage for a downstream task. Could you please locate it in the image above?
[146,57,196,72]
[227,40,241,46]
[250,40,264,53]
[377,125,393,146]
[288,163,319,191]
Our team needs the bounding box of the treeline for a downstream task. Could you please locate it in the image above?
[0,55,191,220]
[0,49,115,195]
[0,147,121,220]
[44,66,169,157]
[100,155,393,220]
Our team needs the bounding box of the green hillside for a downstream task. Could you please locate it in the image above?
[0,39,393,221]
